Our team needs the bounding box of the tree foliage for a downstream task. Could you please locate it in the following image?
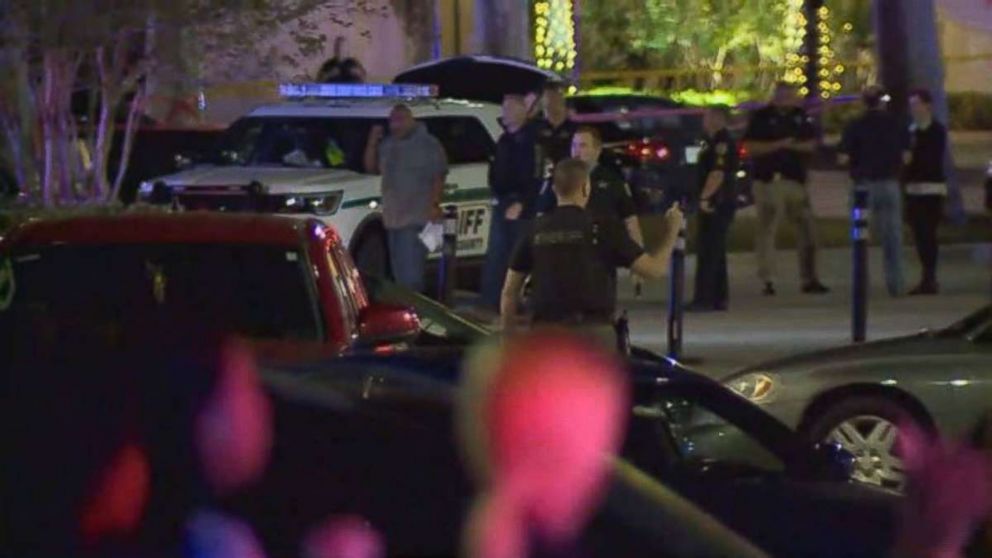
[580,0,874,94]
[0,0,370,206]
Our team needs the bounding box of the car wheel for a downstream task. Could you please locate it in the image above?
[805,396,919,491]
[353,229,390,279]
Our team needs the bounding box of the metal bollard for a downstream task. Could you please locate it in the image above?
[436,204,459,305]
[851,189,870,343]
[667,207,688,360]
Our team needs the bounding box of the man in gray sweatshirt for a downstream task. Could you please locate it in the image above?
[365,104,448,292]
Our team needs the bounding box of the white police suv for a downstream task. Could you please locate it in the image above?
[138,83,501,276]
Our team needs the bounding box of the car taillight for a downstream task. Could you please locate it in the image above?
[738,144,749,159]
[625,139,671,163]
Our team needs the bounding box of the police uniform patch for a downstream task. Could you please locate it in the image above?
[715,142,728,155]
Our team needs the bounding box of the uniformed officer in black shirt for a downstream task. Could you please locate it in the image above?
[481,94,543,310]
[743,82,829,296]
[499,159,683,347]
[533,82,578,213]
[534,82,578,171]
[904,88,949,295]
[688,105,739,312]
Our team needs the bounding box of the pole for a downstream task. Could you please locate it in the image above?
[851,188,869,343]
[667,208,687,360]
[437,204,459,305]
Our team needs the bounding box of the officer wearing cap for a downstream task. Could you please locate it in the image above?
[743,81,829,296]
[688,105,740,312]
[499,158,683,347]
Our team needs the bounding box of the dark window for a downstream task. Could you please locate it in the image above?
[2,244,322,342]
[219,117,375,173]
[422,116,495,164]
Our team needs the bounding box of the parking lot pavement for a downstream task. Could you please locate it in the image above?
[617,243,990,379]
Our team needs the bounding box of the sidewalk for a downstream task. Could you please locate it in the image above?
[617,243,991,378]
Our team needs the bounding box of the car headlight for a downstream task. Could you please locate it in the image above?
[269,191,343,216]
[725,372,778,403]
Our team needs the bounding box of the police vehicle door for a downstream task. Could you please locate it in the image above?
[422,116,495,259]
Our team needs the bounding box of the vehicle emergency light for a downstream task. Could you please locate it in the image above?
[279,83,438,99]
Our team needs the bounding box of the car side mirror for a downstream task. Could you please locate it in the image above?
[356,303,421,348]
[813,441,856,482]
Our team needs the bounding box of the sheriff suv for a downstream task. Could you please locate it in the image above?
[0,212,421,363]
[137,84,501,278]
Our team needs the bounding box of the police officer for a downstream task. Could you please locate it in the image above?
[571,125,645,303]
[534,82,578,213]
[744,82,830,296]
[481,94,543,310]
[499,158,683,347]
[688,105,739,312]
[534,82,578,171]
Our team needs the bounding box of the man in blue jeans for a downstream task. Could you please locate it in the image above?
[481,94,543,309]
[364,104,448,292]
[838,86,911,297]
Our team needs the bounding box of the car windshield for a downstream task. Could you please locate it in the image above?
[218,116,375,172]
[938,304,991,338]
[0,243,323,342]
[632,373,811,476]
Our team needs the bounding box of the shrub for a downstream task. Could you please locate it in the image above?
[947,92,992,130]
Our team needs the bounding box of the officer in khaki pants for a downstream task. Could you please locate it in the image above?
[743,82,830,296]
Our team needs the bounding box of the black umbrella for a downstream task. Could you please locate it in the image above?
[393,55,564,103]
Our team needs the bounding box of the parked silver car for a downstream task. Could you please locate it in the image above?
[722,306,992,490]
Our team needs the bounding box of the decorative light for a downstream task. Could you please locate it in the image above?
[533,0,577,79]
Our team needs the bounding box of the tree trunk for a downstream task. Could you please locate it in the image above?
[473,0,532,60]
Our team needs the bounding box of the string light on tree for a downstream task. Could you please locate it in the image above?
[533,0,577,78]
[815,4,842,98]
[782,0,807,90]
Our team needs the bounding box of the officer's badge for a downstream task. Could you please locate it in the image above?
[596,180,608,190]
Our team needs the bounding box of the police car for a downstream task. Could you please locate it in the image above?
[138,83,501,276]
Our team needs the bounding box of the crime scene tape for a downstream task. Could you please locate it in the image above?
[568,94,860,124]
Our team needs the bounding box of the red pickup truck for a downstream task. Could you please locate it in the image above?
[0,212,420,360]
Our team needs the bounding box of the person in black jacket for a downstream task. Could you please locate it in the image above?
[481,94,543,309]
[904,89,949,295]
[839,86,912,297]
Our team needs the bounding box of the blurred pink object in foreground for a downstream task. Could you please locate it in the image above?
[195,340,273,494]
[895,422,992,558]
[302,515,386,558]
[185,510,268,558]
[460,331,630,558]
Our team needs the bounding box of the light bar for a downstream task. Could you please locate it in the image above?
[279,83,438,99]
